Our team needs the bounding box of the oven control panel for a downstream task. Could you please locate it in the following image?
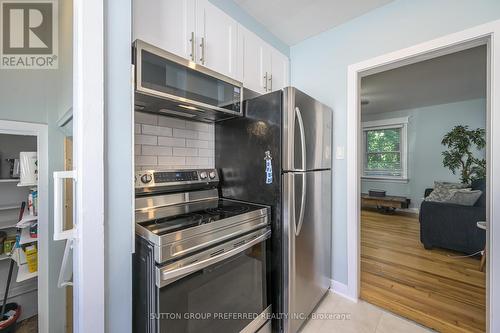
[135,169,219,190]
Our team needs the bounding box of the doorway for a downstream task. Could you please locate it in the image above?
[358,46,487,332]
[345,20,500,333]
[0,121,49,332]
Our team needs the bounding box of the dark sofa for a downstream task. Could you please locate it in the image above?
[419,179,486,254]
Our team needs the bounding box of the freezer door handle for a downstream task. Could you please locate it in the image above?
[295,172,307,236]
[295,107,307,171]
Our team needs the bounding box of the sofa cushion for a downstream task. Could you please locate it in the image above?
[425,181,468,202]
[446,189,483,206]
[471,179,486,208]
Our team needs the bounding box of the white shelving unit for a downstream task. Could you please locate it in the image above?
[0,179,19,183]
[16,263,37,283]
[17,182,37,187]
[19,226,37,245]
[17,215,37,228]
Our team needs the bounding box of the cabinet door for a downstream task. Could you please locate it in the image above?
[133,0,195,60]
[196,0,238,79]
[241,27,269,94]
[271,49,290,91]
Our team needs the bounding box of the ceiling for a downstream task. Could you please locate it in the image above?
[361,45,487,115]
[233,0,394,45]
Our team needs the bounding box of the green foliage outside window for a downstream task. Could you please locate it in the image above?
[365,128,402,175]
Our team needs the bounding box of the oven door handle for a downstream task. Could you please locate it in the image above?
[158,229,271,287]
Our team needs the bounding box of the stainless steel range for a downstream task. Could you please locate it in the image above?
[133,169,272,333]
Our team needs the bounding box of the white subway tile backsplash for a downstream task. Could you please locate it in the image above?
[158,136,186,147]
[198,131,214,141]
[158,116,186,129]
[135,155,157,166]
[173,147,198,157]
[135,111,214,170]
[158,156,186,165]
[142,145,173,156]
[186,139,209,149]
[142,124,173,137]
[186,156,210,166]
[198,148,213,157]
[135,112,158,125]
[186,121,210,132]
[173,128,198,139]
[135,134,157,145]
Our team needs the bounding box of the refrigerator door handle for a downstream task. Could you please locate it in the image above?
[295,107,307,171]
[295,172,307,236]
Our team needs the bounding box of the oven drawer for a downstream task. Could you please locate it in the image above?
[154,227,271,333]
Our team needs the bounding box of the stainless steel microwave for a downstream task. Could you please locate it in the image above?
[133,40,244,123]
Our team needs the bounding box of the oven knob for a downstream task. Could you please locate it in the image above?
[209,171,216,179]
[200,171,208,180]
[141,173,152,184]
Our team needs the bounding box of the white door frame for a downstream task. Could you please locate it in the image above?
[72,0,104,332]
[346,19,500,332]
[0,120,49,333]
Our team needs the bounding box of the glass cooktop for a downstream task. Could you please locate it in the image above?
[136,199,268,235]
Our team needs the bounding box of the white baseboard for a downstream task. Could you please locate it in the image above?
[330,280,358,303]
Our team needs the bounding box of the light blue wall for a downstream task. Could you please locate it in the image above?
[209,0,290,56]
[290,0,500,284]
[361,99,486,209]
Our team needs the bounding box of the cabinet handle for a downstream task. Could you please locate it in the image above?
[200,37,205,65]
[264,72,268,91]
[268,74,273,91]
[189,32,195,61]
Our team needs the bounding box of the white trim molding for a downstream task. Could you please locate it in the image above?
[346,19,500,333]
[331,280,358,303]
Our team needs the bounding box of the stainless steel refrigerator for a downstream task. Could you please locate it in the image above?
[215,87,332,333]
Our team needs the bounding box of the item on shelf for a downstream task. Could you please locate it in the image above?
[5,159,20,179]
[29,223,37,239]
[369,189,387,197]
[0,302,21,332]
[32,190,38,216]
[19,152,37,185]
[24,245,37,273]
[1,202,26,330]
[2,238,15,255]
[0,232,6,255]
[27,193,33,216]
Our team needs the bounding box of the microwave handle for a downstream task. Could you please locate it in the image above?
[158,230,270,287]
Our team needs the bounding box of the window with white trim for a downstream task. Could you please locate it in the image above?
[362,117,408,180]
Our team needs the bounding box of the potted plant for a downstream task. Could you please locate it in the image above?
[441,125,486,185]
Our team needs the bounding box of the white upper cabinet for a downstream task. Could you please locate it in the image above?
[240,26,266,93]
[132,0,289,90]
[270,48,289,91]
[132,0,195,60]
[239,26,289,94]
[196,0,238,79]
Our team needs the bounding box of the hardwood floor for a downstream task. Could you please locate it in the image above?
[360,209,486,333]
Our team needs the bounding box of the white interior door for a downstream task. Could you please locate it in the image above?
[53,0,105,332]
